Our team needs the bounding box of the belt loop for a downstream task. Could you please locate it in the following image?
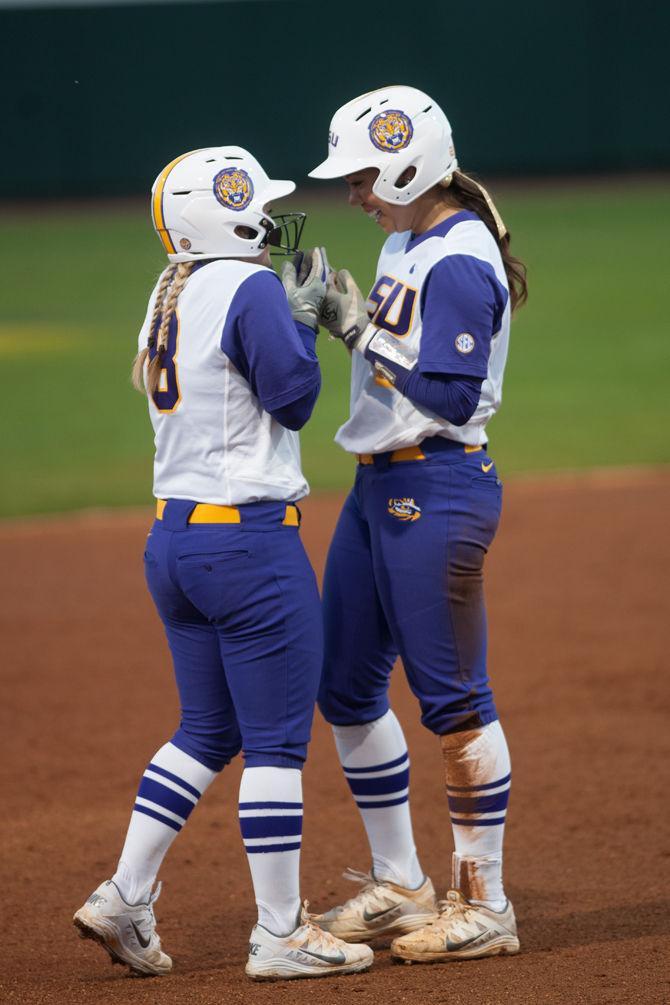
[373,451,391,472]
[160,499,197,529]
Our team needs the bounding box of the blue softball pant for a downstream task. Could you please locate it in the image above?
[143,499,322,772]
[318,439,502,735]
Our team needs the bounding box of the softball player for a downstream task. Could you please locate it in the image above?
[299,85,528,962]
[73,146,372,981]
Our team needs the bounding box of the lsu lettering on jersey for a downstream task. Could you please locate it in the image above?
[336,210,510,453]
[139,259,316,504]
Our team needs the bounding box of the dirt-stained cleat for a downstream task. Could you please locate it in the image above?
[73,879,172,977]
[309,868,439,943]
[390,888,520,963]
[245,906,373,981]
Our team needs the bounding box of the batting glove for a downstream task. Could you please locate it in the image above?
[319,269,376,352]
[281,247,329,330]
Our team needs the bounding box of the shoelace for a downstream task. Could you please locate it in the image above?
[333,868,394,913]
[432,891,476,930]
[148,881,163,909]
[298,903,347,954]
[138,882,163,948]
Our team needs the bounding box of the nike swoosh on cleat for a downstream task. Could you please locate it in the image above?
[130,921,151,949]
[302,948,347,965]
[363,904,401,922]
[446,933,487,952]
[481,462,494,473]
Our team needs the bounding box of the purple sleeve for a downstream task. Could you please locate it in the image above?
[221,270,321,428]
[418,255,508,378]
[402,370,483,426]
[270,384,321,431]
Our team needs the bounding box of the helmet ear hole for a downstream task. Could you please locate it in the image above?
[234,225,259,240]
[394,166,416,189]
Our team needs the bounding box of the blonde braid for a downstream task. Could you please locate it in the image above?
[131,262,195,395]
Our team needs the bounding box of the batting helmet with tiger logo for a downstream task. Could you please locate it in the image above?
[151,147,300,262]
[310,85,458,206]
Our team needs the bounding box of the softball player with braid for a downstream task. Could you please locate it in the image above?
[73,146,372,982]
[299,85,528,962]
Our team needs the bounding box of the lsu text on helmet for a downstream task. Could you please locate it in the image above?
[309,85,458,205]
[151,146,299,262]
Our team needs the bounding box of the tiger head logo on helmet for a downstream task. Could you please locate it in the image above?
[213,167,254,211]
[368,110,414,153]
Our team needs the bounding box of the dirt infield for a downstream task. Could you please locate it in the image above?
[1,470,669,1005]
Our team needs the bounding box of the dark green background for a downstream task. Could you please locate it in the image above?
[2,0,668,197]
[1,182,668,517]
[2,0,668,518]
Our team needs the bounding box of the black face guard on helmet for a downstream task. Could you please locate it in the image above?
[263,212,306,256]
[233,212,306,256]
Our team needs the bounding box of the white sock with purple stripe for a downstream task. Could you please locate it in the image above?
[332,710,424,889]
[239,767,302,936]
[441,719,511,912]
[112,742,217,905]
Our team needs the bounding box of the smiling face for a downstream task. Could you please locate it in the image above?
[344,167,461,236]
[344,168,403,234]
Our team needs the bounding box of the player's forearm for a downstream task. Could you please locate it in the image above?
[294,321,320,359]
[359,328,482,425]
[255,319,321,430]
[402,369,482,425]
[273,323,321,428]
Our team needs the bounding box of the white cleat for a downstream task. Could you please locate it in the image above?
[390,889,520,963]
[309,868,439,943]
[245,906,373,981]
[73,879,172,977]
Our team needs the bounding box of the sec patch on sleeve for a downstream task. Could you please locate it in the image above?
[455,332,475,354]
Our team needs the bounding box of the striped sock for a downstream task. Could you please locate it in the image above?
[112,742,217,905]
[333,710,424,889]
[441,719,511,911]
[239,767,303,936]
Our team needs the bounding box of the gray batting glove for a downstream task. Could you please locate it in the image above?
[319,269,376,351]
[281,247,328,330]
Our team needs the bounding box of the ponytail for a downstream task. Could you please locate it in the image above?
[131,262,196,396]
[441,171,528,313]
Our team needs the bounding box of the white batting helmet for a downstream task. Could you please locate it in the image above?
[309,85,458,205]
[151,146,297,262]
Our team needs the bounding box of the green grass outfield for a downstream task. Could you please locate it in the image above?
[1,182,668,518]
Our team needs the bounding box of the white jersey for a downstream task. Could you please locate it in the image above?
[336,211,510,454]
[139,259,313,505]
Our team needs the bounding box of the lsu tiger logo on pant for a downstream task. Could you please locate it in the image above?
[388,498,422,522]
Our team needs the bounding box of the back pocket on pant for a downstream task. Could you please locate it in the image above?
[176,550,282,630]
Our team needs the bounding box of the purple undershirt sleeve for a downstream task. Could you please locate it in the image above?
[402,369,483,426]
[361,335,482,426]
[220,271,321,430]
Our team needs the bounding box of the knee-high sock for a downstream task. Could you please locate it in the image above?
[332,710,424,889]
[239,767,303,936]
[112,741,217,905]
[441,719,511,911]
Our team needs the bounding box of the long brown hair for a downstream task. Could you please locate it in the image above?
[131,262,196,396]
[444,171,528,313]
